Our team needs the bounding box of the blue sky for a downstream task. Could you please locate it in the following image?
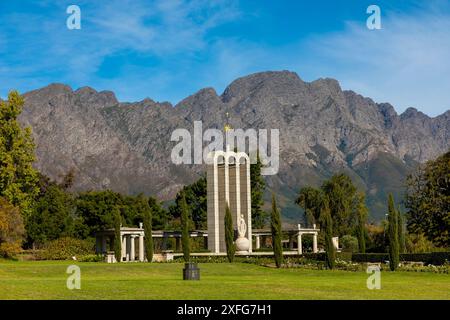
[0,0,449,116]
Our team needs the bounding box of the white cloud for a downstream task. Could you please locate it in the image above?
[304,5,450,116]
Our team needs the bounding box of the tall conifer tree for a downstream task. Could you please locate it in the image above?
[387,194,399,271]
[270,194,283,268]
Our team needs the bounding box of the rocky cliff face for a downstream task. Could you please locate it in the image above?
[18,71,450,221]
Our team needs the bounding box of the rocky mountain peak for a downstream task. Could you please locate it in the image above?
[15,71,450,222]
[221,70,305,103]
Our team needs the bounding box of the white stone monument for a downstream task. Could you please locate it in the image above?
[206,148,252,254]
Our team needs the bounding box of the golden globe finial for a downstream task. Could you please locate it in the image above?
[224,112,232,132]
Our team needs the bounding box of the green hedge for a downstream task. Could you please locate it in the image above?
[352,252,450,265]
[400,252,450,265]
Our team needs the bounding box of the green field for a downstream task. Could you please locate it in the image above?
[0,260,449,300]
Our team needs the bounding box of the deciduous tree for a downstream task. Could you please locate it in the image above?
[0,91,39,217]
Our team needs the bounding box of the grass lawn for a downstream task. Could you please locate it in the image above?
[0,260,449,300]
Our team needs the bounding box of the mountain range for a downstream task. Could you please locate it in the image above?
[16,71,450,223]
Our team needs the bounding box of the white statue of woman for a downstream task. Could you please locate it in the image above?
[237,214,246,238]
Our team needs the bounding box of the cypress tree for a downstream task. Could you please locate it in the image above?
[397,207,405,254]
[113,207,122,263]
[322,200,336,269]
[180,191,191,262]
[143,201,154,263]
[387,194,399,271]
[356,192,367,253]
[224,203,235,262]
[270,194,283,268]
[251,153,267,228]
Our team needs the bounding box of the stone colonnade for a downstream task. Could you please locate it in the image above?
[96,227,145,262]
[253,224,320,254]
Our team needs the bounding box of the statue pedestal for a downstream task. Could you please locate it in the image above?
[235,236,250,253]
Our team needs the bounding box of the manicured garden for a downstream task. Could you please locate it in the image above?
[0,260,448,300]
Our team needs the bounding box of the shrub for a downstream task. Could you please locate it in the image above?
[406,233,436,253]
[78,254,104,262]
[0,198,25,258]
[352,253,389,263]
[0,241,23,258]
[38,237,94,260]
[341,235,359,252]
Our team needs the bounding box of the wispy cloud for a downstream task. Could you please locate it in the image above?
[302,3,450,116]
[0,1,449,116]
[0,0,241,98]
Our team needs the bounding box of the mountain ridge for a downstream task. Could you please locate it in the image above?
[15,70,450,222]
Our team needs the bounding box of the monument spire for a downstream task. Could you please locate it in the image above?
[224,112,232,152]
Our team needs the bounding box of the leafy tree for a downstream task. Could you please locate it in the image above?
[113,207,122,263]
[0,197,25,258]
[148,196,168,230]
[143,200,154,263]
[405,150,449,247]
[74,190,124,237]
[224,203,235,262]
[321,174,357,236]
[270,194,283,268]
[321,200,335,269]
[251,153,267,228]
[387,194,399,271]
[180,192,191,262]
[75,191,142,236]
[405,233,436,253]
[355,192,367,253]
[365,223,387,253]
[26,183,75,246]
[297,174,369,250]
[340,235,359,252]
[0,91,39,217]
[296,186,323,226]
[170,177,206,229]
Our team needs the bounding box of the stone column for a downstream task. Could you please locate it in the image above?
[130,235,136,261]
[109,236,114,251]
[255,235,260,250]
[95,236,101,254]
[313,233,318,253]
[203,236,208,250]
[102,236,107,254]
[121,235,126,261]
[297,233,302,254]
[289,236,294,250]
[125,235,131,261]
[139,234,144,262]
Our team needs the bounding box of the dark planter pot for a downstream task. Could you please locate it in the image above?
[183,262,200,280]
